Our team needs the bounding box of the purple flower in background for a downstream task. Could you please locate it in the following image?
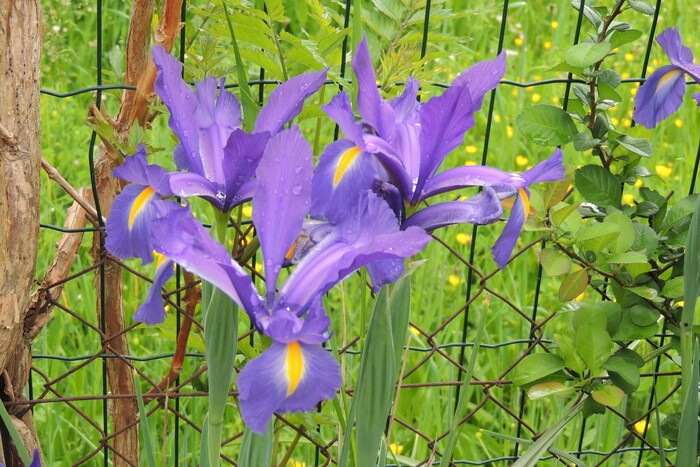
[634,27,700,128]
[146,126,431,432]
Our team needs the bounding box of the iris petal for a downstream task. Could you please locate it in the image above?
[634,65,686,128]
[491,189,529,269]
[133,254,175,325]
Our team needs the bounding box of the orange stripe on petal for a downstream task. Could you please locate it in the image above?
[128,187,155,230]
[333,146,362,187]
[656,69,682,90]
[286,342,305,396]
[519,188,531,217]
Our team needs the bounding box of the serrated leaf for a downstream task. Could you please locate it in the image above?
[559,269,589,302]
[516,105,578,146]
[565,42,612,68]
[609,29,643,49]
[592,385,625,407]
[593,69,622,88]
[512,353,567,386]
[617,135,652,158]
[574,164,621,207]
[528,382,574,400]
[540,248,571,277]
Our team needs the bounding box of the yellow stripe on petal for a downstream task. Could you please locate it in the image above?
[333,146,362,187]
[128,187,156,230]
[657,69,683,90]
[286,342,305,396]
[519,188,531,218]
[153,251,168,269]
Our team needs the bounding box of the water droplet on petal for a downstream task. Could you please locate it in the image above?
[294,166,303,174]
[291,185,303,195]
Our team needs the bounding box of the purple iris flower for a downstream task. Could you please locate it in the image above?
[405,149,565,268]
[311,37,563,275]
[634,27,700,129]
[105,47,326,323]
[145,126,430,433]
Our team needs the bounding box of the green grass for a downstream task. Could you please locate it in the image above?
[32,0,700,465]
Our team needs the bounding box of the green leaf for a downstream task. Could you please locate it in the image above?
[609,29,643,49]
[604,211,635,254]
[640,187,668,228]
[551,203,581,231]
[554,331,586,374]
[614,348,645,368]
[238,423,274,467]
[606,251,649,265]
[512,353,566,386]
[539,248,571,277]
[616,135,652,158]
[573,132,601,151]
[527,382,574,400]
[662,277,685,299]
[578,222,621,253]
[628,0,655,15]
[543,168,573,209]
[603,355,640,393]
[570,0,603,28]
[574,313,613,373]
[592,385,625,407]
[134,374,157,467]
[593,69,622,88]
[558,269,589,302]
[629,286,658,300]
[516,105,577,146]
[574,165,621,207]
[565,42,612,68]
[582,397,606,417]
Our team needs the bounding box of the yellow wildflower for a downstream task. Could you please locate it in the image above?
[514,37,524,46]
[464,160,477,166]
[634,420,651,435]
[494,114,502,123]
[532,93,542,103]
[506,125,514,139]
[625,53,634,62]
[634,179,643,188]
[465,145,478,154]
[611,117,620,126]
[389,443,404,455]
[621,72,631,79]
[655,165,672,178]
[242,205,253,218]
[675,119,683,128]
[623,194,635,206]
[551,21,559,29]
[515,155,529,167]
[448,274,461,288]
[456,232,472,245]
[544,41,552,50]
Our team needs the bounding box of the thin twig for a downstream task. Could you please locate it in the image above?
[41,158,103,223]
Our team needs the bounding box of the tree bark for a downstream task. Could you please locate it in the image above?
[0,0,43,465]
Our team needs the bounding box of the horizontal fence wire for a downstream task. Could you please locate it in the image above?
[20,0,699,465]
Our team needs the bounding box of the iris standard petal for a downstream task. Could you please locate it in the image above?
[253,126,313,295]
[352,36,396,138]
[389,77,420,122]
[168,171,221,203]
[404,187,503,231]
[656,27,695,67]
[237,341,341,434]
[634,64,686,128]
[521,148,566,184]
[105,184,175,264]
[254,69,327,135]
[491,189,529,269]
[133,253,175,325]
[310,139,379,224]
[280,192,430,310]
[150,204,265,325]
[451,51,507,112]
[322,92,367,147]
[152,46,203,175]
[112,146,174,196]
[221,129,270,211]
